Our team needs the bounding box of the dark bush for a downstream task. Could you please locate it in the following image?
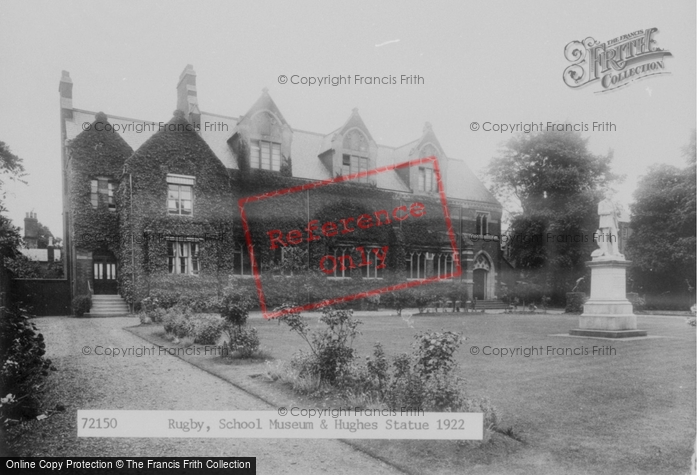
[626,293,647,312]
[565,292,587,313]
[190,314,225,345]
[227,327,260,357]
[72,295,92,317]
[0,305,52,422]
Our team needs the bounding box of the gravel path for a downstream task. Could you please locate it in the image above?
[14,317,403,475]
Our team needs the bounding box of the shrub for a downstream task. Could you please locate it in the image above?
[278,305,361,385]
[626,292,646,312]
[565,292,587,313]
[413,287,434,314]
[190,314,225,345]
[382,288,415,316]
[290,350,319,377]
[0,305,52,422]
[227,327,260,358]
[386,330,467,412]
[72,295,91,317]
[365,342,389,393]
[413,330,463,376]
[221,284,256,328]
[220,281,259,358]
[140,296,159,313]
[386,353,424,410]
[150,307,167,323]
[163,308,193,338]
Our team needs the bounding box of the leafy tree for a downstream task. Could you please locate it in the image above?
[33,221,58,249]
[488,129,618,304]
[0,141,27,213]
[626,131,696,303]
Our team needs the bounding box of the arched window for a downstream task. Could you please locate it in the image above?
[406,251,428,279]
[476,212,488,235]
[433,251,456,278]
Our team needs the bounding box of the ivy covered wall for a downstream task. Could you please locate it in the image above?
[68,110,503,307]
[118,111,236,304]
[67,112,133,297]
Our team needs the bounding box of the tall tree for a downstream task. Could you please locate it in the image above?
[488,129,618,304]
[626,131,696,304]
[0,141,27,213]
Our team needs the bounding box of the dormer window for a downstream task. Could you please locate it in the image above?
[167,174,194,216]
[251,140,281,171]
[341,129,370,183]
[418,167,437,192]
[342,154,369,182]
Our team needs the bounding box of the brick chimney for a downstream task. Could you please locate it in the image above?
[24,212,38,249]
[47,236,55,262]
[59,71,73,119]
[176,65,200,128]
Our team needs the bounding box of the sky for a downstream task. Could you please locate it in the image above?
[0,0,696,238]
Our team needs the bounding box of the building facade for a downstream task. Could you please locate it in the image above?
[59,66,504,310]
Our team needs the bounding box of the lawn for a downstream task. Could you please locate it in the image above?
[129,311,696,475]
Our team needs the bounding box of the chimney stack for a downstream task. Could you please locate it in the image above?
[47,236,55,262]
[176,65,200,128]
[24,211,39,249]
[59,71,74,119]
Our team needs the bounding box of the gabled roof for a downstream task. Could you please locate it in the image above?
[63,105,500,207]
[444,158,500,205]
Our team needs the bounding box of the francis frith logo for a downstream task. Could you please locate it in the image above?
[563,28,672,93]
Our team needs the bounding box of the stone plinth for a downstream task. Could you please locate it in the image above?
[569,260,647,338]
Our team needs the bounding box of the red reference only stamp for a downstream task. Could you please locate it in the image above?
[238,156,461,319]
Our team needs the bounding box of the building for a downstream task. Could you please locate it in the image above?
[19,212,62,273]
[59,66,504,311]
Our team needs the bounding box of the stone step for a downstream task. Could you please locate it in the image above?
[89,295,129,317]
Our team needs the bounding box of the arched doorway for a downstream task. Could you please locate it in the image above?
[472,252,493,300]
[473,268,487,300]
[93,251,118,294]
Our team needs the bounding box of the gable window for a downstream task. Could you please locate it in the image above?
[250,140,281,171]
[90,178,118,211]
[418,167,437,192]
[167,174,194,216]
[342,154,369,183]
[476,213,488,235]
[167,239,200,275]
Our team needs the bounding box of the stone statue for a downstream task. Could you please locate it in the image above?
[592,190,623,259]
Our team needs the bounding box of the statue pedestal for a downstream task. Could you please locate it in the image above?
[569,260,647,338]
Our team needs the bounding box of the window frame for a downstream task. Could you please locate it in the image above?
[418,167,437,192]
[232,242,255,277]
[90,178,118,211]
[341,153,369,183]
[250,140,281,171]
[166,238,200,275]
[362,247,385,280]
[475,212,489,235]
[167,174,195,216]
[406,251,429,280]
